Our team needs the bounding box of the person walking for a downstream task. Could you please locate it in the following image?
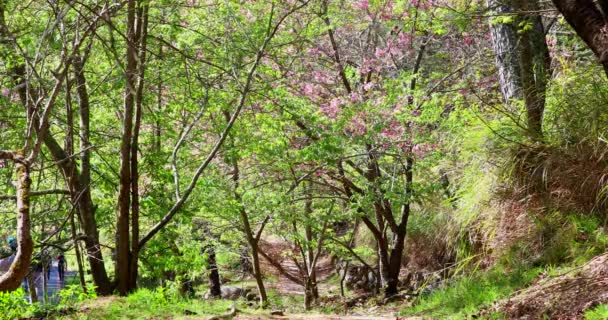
[57,253,66,281]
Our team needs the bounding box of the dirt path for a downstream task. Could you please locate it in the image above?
[234,314,414,320]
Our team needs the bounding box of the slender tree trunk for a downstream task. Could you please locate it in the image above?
[339,260,349,297]
[42,263,48,303]
[73,55,112,295]
[129,2,149,292]
[207,246,221,298]
[249,242,268,306]
[304,192,318,303]
[155,43,163,153]
[383,157,413,297]
[226,128,268,307]
[26,273,37,303]
[70,212,86,292]
[116,0,138,296]
[65,70,86,293]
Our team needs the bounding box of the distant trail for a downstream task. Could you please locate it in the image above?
[31,261,75,303]
[235,315,415,320]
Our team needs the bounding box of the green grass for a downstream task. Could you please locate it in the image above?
[400,266,542,319]
[585,304,608,320]
[56,287,259,320]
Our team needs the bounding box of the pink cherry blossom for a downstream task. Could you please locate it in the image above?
[320,98,344,119]
[345,112,368,137]
[353,0,369,10]
[381,120,404,140]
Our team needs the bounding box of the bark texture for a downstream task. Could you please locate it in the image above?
[551,0,608,73]
[486,0,523,102]
[486,0,550,139]
[0,152,33,292]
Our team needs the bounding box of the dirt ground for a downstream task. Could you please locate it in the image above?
[490,253,608,319]
[234,314,414,320]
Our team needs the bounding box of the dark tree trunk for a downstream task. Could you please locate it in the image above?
[66,68,87,293]
[70,210,87,292]
[128,2,149,292]
[73,54,113,295]
[207,246,221,298]
[116,0,138,296]
[551,0,608,74]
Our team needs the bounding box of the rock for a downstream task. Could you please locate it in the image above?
[270,310,284,316]
[222,286,245,300]
[204,286,255,300]
[183,309,197,315]
[344,265,377,291]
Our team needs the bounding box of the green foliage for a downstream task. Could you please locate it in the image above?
[585,304,608,320]
[401,266,542,319]
[0,288,35,319]
[533,213,608,266]
[57,289,246,320]
[58,284,98,309]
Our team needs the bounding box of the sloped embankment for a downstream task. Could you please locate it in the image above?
[492,254,608,319]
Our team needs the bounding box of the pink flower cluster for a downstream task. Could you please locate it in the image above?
[345,112,368,136]
[353,0,369,10]
[320,97,345,119]
[381,120,404,140]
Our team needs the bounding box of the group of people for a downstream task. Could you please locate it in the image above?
[5,237,67,281]
[35,250,67,281]
[36,250,66,281]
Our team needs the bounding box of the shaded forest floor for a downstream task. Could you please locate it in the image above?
[53,295,408,320]
[47,253,608,320]
[63,260,608,319]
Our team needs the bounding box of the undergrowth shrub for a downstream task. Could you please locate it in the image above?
[0,287,33,319]
[585,304,608,320]
[58,284,97,309]
[443,65,608,273]
[401,265,542,319]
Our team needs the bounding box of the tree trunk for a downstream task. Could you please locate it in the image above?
[229,150,268,307]
[551,0,608,74]
[73,55,113,295]
[207,246,221,298]
[128,2,149,292]
[70,211,87,292]
[0,152,33,292]
[384,157,413,297]
[487,0,549,139]
[250,242,268,306]
[304,195,319,303]
[26,273,37,303]
[304,277,314,310]
[42,263,48,303]
[384,232,406,296]
[116,0,138,296]
[377,237,390,289]
[486,0,523,102]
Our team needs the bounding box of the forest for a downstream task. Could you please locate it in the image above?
[1,0,608,319]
